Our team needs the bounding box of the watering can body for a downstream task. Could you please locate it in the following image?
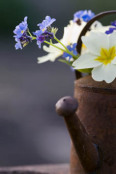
[56,75,116,174]
[71,75,116,174]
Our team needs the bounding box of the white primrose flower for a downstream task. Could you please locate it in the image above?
[81,23,112,54]
[37,20,86,63]
[72,31,116,83]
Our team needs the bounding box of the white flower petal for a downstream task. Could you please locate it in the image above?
[92,64,116,83]
[90,21,103,30]
[72,53,101,69]
[109,32,116,48]
[82,32,109,55]
[111,56,116,64]
[38,44,63,63]
[43,45,56,53]
[95,26,112,33]
[37,42,64,63]
[37,54,53,63]
[69,21,86,44]
[62,20,86,45]
[91,23,112,33]
[37,51,62,63]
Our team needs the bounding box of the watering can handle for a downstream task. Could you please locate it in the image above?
[75,10,116,79]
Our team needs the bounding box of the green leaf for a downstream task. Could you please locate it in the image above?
[78,68,92,74]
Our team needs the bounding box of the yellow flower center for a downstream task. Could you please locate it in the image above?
[95,46,116,65]
[21,30,24,34]
[42,28,45,32]
[82,44,86,49]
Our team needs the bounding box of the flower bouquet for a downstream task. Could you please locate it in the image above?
[14,10,116,174]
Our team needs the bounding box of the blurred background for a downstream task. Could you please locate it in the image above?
[0,0,116,167]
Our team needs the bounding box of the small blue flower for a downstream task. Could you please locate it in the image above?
[33,30,53,48]
[105,20,116,35]
[15,38,22,50]
[63,43,77,61]
[111,21,116,27]
[14,33,32,50]
[33,30,43,48]
[13,17,32,49]
[105,28,116,34]
[73,10,95,23]
[37,16,56,32]
[33,16,56,48]
[13,16,28,39]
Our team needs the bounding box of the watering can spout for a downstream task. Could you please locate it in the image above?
[56,96,101,173]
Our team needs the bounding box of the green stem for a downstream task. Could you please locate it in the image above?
[28,30,36,40]
[54,36,69,52]
[54,36,78,60]
[32,36,36,40]
[28,30,33,37]
[44,41,66,53]
[67,50,78,60]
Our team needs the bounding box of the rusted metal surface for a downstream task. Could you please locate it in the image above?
[56,75,116,174]
[73,75,116,174]
[56,96,100,173]
[0,164,69,174]
[70,143,85,174]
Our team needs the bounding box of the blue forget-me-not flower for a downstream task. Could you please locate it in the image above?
[105,20,116,34]
[38,16,56,32]
[13,16,28,38]
[13,16,32,49]
[34,16,56,48]
[33,30,53,48]
[63,43,77,61]
[73,10,95,23]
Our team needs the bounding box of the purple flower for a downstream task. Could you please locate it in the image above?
[63,43,77,61]
[13,16,28,39]
[37,16,56,32]
[33,30,53,48]
[73,10,95,23]
[105,20,116,35]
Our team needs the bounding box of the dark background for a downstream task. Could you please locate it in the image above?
[0,0,116,166]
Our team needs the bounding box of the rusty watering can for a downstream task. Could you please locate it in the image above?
[56,11,116,174]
